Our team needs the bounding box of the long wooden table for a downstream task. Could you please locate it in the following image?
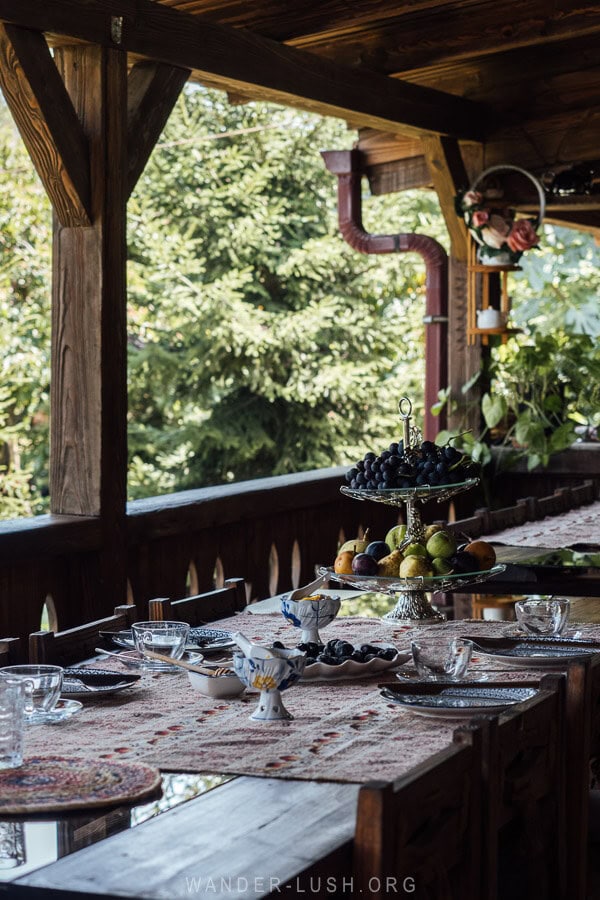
[4,609,600,899]
[4,776,359,899]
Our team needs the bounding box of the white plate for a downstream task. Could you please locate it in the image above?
[381,686,538,719]
[25,699,83,725]
[302,649,410,682]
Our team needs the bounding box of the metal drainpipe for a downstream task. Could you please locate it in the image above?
[321,149,448,439]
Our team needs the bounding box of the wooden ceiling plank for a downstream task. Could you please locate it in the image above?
[422,135,469,258]
[126,61,190,197]
[0,23,90,226]
[156,0,455,44]
[366,157,432,196]
[0,0,486,141]
[293,2,600,77]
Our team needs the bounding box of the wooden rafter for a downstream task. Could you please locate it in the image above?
[0,24,90,226]
[126,61,190,198]
[0,0,486,141]
[422,135,469,259]
[297,2,600,76]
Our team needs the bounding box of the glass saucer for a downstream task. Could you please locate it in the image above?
[25,699,83,725]
[116,650,203,672]
[501,624,583,640]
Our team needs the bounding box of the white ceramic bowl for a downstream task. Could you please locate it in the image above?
[187,669,245,699]
[280,594,341,644]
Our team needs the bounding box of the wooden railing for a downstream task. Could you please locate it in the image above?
[0,467,410,645]
[0,452,598,647]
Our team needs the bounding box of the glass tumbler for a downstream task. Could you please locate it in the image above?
[411,637,473,681]
[515,598,570,636]
[131,621,190,667]
[1,665,63,717]
[0,678,30,768]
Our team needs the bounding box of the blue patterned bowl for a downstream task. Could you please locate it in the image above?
[280,594,341,645]
[233,647,306,722]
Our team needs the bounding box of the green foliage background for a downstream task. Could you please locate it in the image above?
[1,85,599,518]
[0,86,448,515]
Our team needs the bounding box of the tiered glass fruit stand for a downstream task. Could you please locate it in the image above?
[321,398,505,624]
[322,479,505,623]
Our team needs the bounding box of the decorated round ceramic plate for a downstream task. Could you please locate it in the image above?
[0,756,162,813]
[101,628,235,652]
[62,667,141,698]
[381,685,538,719]
[302,648,411,682]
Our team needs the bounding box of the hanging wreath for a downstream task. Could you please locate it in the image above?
[455,165,545,265]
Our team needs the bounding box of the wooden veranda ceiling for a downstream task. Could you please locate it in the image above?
[157,0,600,235]
[1,0,600,234]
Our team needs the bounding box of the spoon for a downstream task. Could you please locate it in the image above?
[232,631,275,660]
[94,647,145,667]
[286,574,327,602]
[143,650,232,676]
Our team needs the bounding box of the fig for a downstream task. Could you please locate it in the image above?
[351,552,379,576]
[365,540,391,560]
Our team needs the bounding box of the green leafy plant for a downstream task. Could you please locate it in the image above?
[479,332,600,469]
[437,332,600,475]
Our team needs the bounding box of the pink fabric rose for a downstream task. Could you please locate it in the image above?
[480,214,512,249]
[471,210,489,227]
[507,219,539,253]
[462,190,482,208]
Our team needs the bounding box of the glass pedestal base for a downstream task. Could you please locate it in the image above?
[382,591,446,625]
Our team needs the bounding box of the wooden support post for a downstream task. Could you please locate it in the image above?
[423,136,482,434]
[51,45,128,619]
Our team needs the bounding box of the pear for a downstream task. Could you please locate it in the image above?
[339,528,370,554]
[377,548,404,577]
[399,555,432,578]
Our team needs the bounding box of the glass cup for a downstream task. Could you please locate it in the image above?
[0,678,30,768]
[411,638,473,681]
[515,598,570,636]
[131,621,190,668]
[0,822,26,869]
[1,665,63,719]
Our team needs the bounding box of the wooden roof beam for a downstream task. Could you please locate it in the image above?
[0,0,487,141]
[0,24,91,226]
[126,60,190,198]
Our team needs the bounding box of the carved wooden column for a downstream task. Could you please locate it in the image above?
[51,44,128,616]
[423,136,482,434]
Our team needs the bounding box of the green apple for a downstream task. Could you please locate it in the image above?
[402,542,428,559]
[423,523,444,542]
[385,524,406,551]
[399,555,432,578]
[425,530,457,560]
[431,557,453,575]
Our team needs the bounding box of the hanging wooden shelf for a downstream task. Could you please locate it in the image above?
[467,238,521,345]
[469,263,521,274]
[467,327,522,336]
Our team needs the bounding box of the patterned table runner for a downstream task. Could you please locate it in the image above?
[481,500,600,548]
[22,612,600,785]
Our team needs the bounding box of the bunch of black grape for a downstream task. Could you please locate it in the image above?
[344,440,480,491]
